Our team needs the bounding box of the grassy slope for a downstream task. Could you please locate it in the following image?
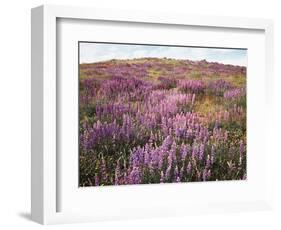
[80,57,246,115]
[80,58,245,83]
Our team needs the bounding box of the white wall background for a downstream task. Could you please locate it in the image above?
[0,0,280,229]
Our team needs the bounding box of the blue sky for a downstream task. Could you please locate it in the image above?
[79,42,247,67]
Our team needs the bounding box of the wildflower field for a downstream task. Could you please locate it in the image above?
[79,57,246,186]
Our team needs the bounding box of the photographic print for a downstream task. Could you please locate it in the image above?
[79,42,247,187]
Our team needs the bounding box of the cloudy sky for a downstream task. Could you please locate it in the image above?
[79,42,247,67]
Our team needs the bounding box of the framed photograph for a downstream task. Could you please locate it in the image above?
[31,5,274,225]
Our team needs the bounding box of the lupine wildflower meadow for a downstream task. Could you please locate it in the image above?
[79,43,247,187]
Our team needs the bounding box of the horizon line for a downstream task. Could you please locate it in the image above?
[79,57,247,68]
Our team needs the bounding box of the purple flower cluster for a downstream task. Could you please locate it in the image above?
[224,88,246,100]
[178,80,206,94]
[143,91,195,118]
[80,115,136,152]
[80,78,100,105]
[79,58,247,186]
[111,127,231,185]
[95,103,134,121]
[101,76,152,101]
[207,79,233,96]
[207,105,246,127]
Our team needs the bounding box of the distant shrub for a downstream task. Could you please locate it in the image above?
[155,76,177,90]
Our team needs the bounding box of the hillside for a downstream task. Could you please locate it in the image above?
[79,57,247,187]
[80,58,246,85]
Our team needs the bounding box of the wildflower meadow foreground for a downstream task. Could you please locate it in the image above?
[79,58,246,186]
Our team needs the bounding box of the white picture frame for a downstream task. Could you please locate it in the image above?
[31,4,274,225]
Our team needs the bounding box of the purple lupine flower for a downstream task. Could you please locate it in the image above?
[180,143,188,160]
[150,148,160,169]
[128,167,141,184]
[123,172,128,185]
[144,146,150,166]
[175,127,182,138]
[165,165,171,181]
[199,143,205,161]
[192,145,199,158]
[168,141,177,167]
[203,168,211,181]
[94,174,99,186]
[206,155,211,168]
[161,135,173,152]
